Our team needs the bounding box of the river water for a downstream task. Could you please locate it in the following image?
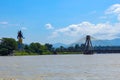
[0,54,120,80]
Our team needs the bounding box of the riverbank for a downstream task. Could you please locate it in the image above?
[14,51,38,56]
[13,51,83,56]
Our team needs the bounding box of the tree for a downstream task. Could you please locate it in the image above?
[29,42,43,54]
[68,46,74,52]
[60,46,65,52]
[81,44,85,50]
[0,38,17,55]
[45,43,53,51]
[24,44,31,53]
[75,44,80,52]
[0,48,9,55]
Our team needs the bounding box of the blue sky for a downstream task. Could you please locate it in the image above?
[0,0,120,44]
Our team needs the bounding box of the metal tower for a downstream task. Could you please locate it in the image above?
[83,35,94,54]
[17,30,24,51]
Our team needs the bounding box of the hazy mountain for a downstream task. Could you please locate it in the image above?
[92,38,120,46]
[53,38,120,48]
[53,43,68,48]
[74,38,120,46]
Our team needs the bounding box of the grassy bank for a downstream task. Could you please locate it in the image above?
[14,51,38,56]
[57,52,83,54]
[14,51,83,56]
[14,51,53,56]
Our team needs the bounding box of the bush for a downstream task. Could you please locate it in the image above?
[0,48,9,56]
[14,51,38,56]
[42,51,52,55]
[0,38,17,56]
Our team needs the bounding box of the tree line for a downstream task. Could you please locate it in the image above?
[0,38,85,55]
[56,45,120,54]
[1,37,120,56]
[0,38,54,56]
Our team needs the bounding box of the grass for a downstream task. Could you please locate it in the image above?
[14,51,38,56]
[57,52,83,54]
[14,51,83,56]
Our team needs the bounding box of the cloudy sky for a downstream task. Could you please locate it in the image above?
[0,0,120,44]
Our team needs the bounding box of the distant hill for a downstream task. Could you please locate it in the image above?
[53,38,120,48]
[72,38,120,46]
[53,43,68,48]
[92,38,120,46]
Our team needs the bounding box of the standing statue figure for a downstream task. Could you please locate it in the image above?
[17,30,24,51]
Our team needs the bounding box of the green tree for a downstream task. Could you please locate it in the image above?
[45,43,53,51]
[60,46,65,52]
[29,42,43,54]
[81,44,85,51]
[75,44,80,52]
[0,48,9,55]
[24,44,31,53]
[68,46,74,52]
[0,38,17,56]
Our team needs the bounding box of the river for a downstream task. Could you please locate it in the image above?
[0,54,120,80]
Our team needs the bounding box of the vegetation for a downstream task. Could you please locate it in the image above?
[0,38,17,56]
[1,37,120,56]
[55,44,84,53]
[23,43,53,55]
[0,37,84,56]
[0,38,53,56]
[14,51,38,56]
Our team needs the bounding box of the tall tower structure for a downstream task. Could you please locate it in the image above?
[84,35,94,54]
[17,30,24,51]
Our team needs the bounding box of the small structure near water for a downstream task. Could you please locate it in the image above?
[83,35,94,54]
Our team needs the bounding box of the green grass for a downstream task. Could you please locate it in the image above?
[14,51,83,56]
[14,50,53,56]
[57,52,83,54]
[14,51,38,56]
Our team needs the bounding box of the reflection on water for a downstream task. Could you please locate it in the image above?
[0,54,120,80]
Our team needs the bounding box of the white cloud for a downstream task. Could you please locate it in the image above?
[0,21,8,25]
[51,21,120,40]
[21,27,27,30]
[45,23,54,29]
[49,4,120,44]
[105,4,120,21]
[0,21,25,29]
[99,16,107,19]
[106,4,120,14]
[0,21,20,28]
[90,11,97,15]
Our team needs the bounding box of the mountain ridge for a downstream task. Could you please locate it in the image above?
[53,38,120,48]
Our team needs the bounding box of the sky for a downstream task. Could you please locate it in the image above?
[0,0,120,44]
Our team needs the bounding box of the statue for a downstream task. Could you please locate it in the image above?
[17,30,24,51]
